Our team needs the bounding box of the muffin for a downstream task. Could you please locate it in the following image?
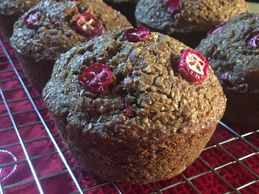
[196,12,259,128]
[0,0,41,38]
[42,27,226,184]
[135,0,247,47]
[10,0,131,92]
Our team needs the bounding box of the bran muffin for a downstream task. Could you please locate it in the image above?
[10,0,131,92]
[135,0,247,47]
[42,27,226,184]
[196,13,259,128]
[0,0,41,38]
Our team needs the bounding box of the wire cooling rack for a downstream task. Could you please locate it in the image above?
[0,34,258,194]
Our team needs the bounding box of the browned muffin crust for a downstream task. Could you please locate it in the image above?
[135,0,247,34]
[43,29,226,184]
[0,0,41,38]
[10,0,131,92]
[11,0,131,61]
[196,13,259,127]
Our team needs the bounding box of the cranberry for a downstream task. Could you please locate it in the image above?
[79,63,114,94]
[166,0,180,15]
[124,26,151,42]
[208,23,225,35]
[23,10,42,29]
[74,13,105,39]
[177,49,209,84]
[245,31,259,48]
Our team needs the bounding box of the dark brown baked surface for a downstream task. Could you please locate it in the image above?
[9,0,131,92]
[135,0,247,34]
[10,0,131,61]
[196,13,259,93]
[196,12,259,127]
[42,29,226,183]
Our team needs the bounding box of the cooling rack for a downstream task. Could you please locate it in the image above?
[0,33,258,194]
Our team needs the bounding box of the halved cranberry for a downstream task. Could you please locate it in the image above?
[124,26,151,42]
[74,13,105,39]
[177,49,209,84]
[208,23,225,35]
[23,10,42,29]
[245,31,259,48]
[166,0,180,15]
[78,63,114,94]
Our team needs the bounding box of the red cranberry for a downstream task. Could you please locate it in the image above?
[245,31,259,48]
[177,49,209,84]
[23,10,42,29]
[166,0,180,15]
[208,23,225,35]
[79,63,114,94]
[74,13,105,39]
[124,26,151,42]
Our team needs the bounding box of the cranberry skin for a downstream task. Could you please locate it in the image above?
[124,26,151,42]
[74,13,105,39]
[23,10,42,29]
[208,23,225,35]
[166,0,180,15]
[78,63,114,94]
[245,31,259,48]
[177,49,209,84]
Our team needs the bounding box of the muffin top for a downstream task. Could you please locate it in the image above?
[10,0,131,61]
[135,0,247,33]
[196,13,259,94]
[0,0,40,15]
[43,28,226,143]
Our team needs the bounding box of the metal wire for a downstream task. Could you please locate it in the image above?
[0,35,258,194]
[0,181,3,194]
[111,182,123,194]
[0,39,84,194]
[219,122,258,151]
[0,89,44,194]
[181,174,201,194]
[213,141,258,179]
